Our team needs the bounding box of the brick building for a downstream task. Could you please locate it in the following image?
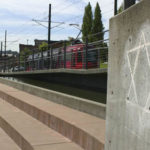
[19,39,59,54]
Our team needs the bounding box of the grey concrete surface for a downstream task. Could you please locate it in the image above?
[0,83,105,150]
[105,0,150,150]
[0,68,107,76]
[0,128,21,150]
[0,77,106,119]
[0,99,83,150]
[0,69,108,93]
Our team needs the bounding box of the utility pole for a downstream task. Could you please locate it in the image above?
[5,30,7,57]
[4,30,7,72]
[0,42,2,57]
[124,0,136,9]
[114,0,118,15]
[48,4,51,49]
[27,39,29,45]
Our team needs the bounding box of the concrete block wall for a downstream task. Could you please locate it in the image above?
[105,0,150,149]
[0,78,106,119]
[0,83,105,150]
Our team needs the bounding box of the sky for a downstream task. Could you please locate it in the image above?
[0,0,123,52]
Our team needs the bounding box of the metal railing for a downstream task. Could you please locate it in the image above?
[0,30,109,73]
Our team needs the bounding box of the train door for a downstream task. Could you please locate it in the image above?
[66,48,72,68]
[76,48,83,69]
[71,49,76,68]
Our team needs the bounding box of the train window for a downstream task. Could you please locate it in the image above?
[77,50,82,62]
[72,51,76,67]
[66,52,71,61]
[87,50,98,62]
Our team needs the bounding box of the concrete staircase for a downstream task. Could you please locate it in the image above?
[0,83,105,150]
[0,127,21,150]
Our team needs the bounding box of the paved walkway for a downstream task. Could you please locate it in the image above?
[0,82,105,150]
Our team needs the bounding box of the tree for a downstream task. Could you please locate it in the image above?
[39,42,48,52]
[20,48,31,61]
[91,2,104,42]
[82,2,93,42]
[68,37,75,43]
[118,3,123,14]
[19,48,32,69]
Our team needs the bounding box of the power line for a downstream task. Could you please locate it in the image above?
[6,1,113,51]
[52,28,65,33]
[54,0,80,13]
[32,19,65,29]
[7,27,47,48]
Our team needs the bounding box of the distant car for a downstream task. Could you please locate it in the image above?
[19,66,25,71]
[13,66,25,72]
[13,66,19,72]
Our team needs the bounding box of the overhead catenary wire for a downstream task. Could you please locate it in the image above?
[4,1,113,52]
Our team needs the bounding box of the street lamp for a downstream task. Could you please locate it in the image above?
[69,24,82,40]
[69,24,80,28]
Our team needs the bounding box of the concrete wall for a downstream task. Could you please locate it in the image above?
[0,69,107,92]
[33,73,107,92]
[0,77,106,119]
[105,0,150,149]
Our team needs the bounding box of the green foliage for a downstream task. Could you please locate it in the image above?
[68,37,75,41]
[118,3,123,14]
[82,2,104,42]
[100,63,107,69]
[82,2,93,42]
[24,48,31,56]
[91,2,104,42]
[67,37,74,44]
[39,42,48,51]
[20,48,31,62]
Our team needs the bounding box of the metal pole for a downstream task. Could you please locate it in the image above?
[32,49,35,70]
[41,49,43,69]
[4,30,7,57]
[18,54,20,71]
[124,0,136,9]
[85,37,88,69]
[24,54,26,71]
[76,30,82,40]
[13,55,15,72]
[114,0,118,15]
[0,42,2,57]
[47,50,50,69]
[27,39,29,45]
[7,57,10,72]
[48,4,51,49]
[64,41,66,69]
[4,30,7,72]
[0,42,2,72]
[50,46,53,69]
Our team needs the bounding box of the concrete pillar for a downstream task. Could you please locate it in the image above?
[105,0,150,150]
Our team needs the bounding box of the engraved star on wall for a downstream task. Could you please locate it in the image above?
[127,31,150,111]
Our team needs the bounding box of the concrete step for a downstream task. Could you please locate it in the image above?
[0,99,83,150]
[0,83,105,150]
[0,127,21,150]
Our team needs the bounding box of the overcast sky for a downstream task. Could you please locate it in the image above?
[0,0,123,52]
